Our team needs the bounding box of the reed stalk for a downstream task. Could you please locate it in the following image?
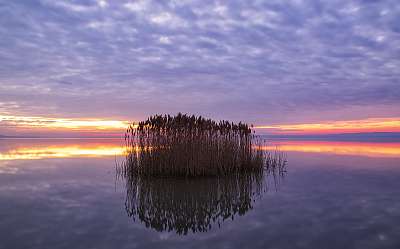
[122,113,286,177]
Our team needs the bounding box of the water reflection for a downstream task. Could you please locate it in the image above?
[262,141,400,158]
[0,139,398,161]
[117,170,284,235]
[1,138,400,248]
[0,139,124,160]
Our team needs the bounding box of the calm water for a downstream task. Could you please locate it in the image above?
[0,138,399,249]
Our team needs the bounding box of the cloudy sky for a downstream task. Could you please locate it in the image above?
[0,0,399,135]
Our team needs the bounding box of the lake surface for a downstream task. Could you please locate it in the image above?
[0,138,399,249]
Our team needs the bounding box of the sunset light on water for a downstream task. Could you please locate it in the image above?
[267,141,400,158]
[1,139,399,161]
[0,143,124,160]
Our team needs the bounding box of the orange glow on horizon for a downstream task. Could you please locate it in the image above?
[256,118,400,134]
[0,115,130,131]
[2,115,400,135]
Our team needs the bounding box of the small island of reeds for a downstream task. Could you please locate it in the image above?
[122,113,286,177]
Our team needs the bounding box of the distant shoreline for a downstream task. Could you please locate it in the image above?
[0,136,122,139]
[1,132,400,142]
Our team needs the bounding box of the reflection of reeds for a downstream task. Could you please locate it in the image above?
[116,171,285,235]
[123,113,286,176]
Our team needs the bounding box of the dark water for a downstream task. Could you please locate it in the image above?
[0,139,399,249]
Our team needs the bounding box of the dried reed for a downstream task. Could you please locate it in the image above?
[122,113,286,177]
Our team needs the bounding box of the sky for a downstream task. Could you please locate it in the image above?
[0,0,399,136]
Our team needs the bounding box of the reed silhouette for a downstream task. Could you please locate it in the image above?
[123,113,286,177]
[118,114,287,234]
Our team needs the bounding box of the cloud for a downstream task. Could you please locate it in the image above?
[0,0,399,126]
[0,115,128,130]
[40,0,100,13]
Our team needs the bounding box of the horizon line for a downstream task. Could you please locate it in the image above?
[1,115,400,135]
[1,131,400,139]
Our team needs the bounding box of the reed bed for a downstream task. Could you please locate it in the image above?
[122,113,286,177]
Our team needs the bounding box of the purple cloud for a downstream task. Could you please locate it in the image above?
[0,0,399,125]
